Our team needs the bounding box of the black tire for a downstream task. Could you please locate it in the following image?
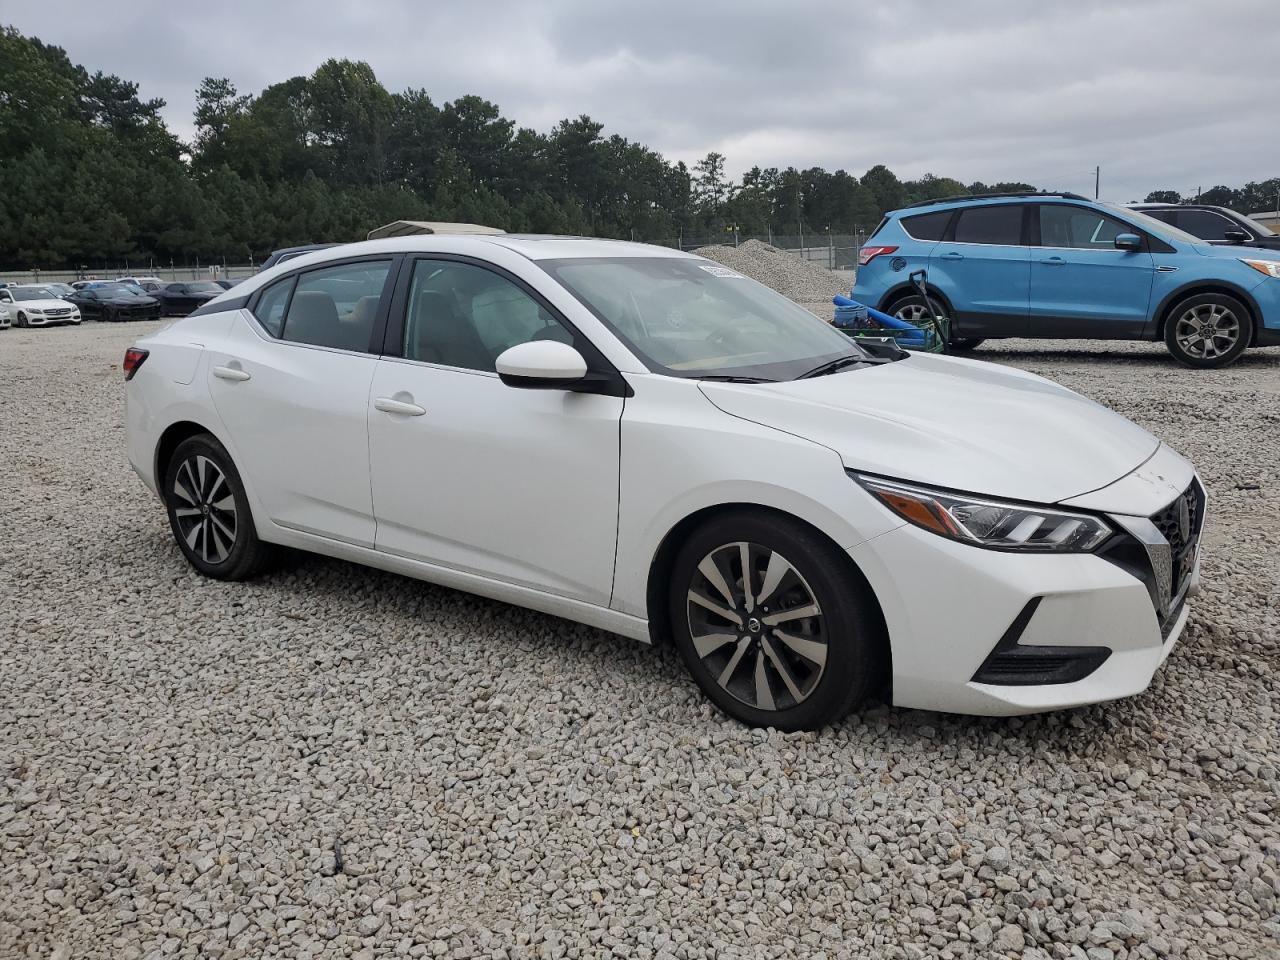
[888,294,980,353]
[668,510,885,731]
[1164,292,1252,368]
[163,434,273,580]
[16,312,27,328]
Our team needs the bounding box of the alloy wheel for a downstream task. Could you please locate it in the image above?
[171,455,238,564]
[893,302,936,324]
[1174,303,1240,360]
[686,541,827,712]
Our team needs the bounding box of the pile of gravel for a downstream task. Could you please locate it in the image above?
[2,322,1278,959]
[691,239,849,316]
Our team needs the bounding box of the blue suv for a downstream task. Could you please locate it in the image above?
[852,192,1280,368]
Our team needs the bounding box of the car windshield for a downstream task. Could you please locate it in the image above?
[11,286,57,301]
[97,282,136,295]
[541,256,865,381]
[184,281,222,293]
[1240,213,1276,237]
[1105,204,1202,244]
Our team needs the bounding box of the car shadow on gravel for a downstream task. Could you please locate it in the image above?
[972,345,1280,369]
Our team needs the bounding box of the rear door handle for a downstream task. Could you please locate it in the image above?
[1040,256,1067,266]
[374,396,426,417]
[939,252,964,260]
[212,364,251,381]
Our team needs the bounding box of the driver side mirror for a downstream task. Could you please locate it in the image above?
[496,341,588,390]
[1114,233,1142,252]
[1223,230,1251,244]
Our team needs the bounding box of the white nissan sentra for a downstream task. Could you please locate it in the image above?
[123,236,1204,729]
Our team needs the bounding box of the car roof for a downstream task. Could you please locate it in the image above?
[890,192,1092,216]
[275,235,696,265]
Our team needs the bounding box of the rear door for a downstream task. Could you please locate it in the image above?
[206,256,396,547]
[1029,204,1154,337]
[928,204,1030,337]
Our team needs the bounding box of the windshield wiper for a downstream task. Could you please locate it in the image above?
[796,355,867,379]
[696,375,777,383]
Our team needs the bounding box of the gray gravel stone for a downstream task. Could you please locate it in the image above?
[2,320,1278,960]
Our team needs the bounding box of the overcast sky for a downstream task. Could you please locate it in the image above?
[5,0,1277,202]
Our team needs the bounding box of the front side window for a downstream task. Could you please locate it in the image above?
[1175,210,1237,242]
[542,256,863,381]
[402,260,577,372]
[953,205,1023,245]
[1040,205,1130,249]
[276,260,391,351]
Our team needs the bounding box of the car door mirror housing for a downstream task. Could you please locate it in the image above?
[495,341,589,389]
[1223,229,1251,244]
[1114,233,1142,252]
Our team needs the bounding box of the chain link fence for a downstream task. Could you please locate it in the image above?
[670,232,867,270]
[0,263,260,286]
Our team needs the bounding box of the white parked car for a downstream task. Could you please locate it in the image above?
[0,302,10,329]
[0,285,82,327]
[124,237,1205,728]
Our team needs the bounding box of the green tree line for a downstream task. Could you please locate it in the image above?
[2,24,1277,270]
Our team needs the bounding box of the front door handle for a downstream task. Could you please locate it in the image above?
[374,396,426,417]
[212,364,251,381]
[1040,256,1067,266]
[939,252,964,260]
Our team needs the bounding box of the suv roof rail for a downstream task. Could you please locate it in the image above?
[902,191,1090,210]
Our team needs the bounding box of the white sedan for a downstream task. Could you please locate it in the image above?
[123,236,1204,728]
[0,285,82,326]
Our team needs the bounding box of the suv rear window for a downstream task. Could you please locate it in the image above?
[900,210,951,241]
[953,205,1023,245]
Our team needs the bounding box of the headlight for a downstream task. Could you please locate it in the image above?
[853,474,1113,552]
[1241,258,1280,279]
[27,308,43,315]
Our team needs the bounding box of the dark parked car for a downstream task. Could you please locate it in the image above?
[1128,204,1280,250]
[140,280,224,316]
[213,277,244,290]
[260,243,340,271]
[65,282,161,322]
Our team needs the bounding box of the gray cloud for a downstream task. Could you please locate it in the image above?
[5,0,1277,202]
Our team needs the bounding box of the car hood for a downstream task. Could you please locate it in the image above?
[13,298,75,310]
[101,295,158,305]
[1192,242,1280,261]
[699,352,1159,504]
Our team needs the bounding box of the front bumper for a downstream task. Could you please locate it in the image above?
[851,448,1204,716]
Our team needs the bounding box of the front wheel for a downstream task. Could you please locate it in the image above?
[16,312,27,328]
[163,434,273,580]
[1164,293,1252,368]
[668,511,885,731]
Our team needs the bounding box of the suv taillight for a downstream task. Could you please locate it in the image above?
[858,245,898,266]
[123,347,149,381]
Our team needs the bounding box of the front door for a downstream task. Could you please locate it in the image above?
[928,203,1031,337]
[1028,204,1154,338]
[368,257,623,605]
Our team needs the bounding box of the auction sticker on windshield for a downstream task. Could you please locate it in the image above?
[697,264,746,279]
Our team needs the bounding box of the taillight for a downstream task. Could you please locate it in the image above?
[123,347,149,381]
[858,245,899,266]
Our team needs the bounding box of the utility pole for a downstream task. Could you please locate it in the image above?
[796,182,804,254]
[1095,166,1100,200]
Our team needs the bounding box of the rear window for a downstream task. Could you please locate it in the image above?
[953,205,1023,245]
[900,210,951,241]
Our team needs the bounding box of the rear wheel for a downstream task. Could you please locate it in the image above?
[668,511,884,730]
[890,294,982,352]
[163,435,273,580]
[1164,292,1252,368]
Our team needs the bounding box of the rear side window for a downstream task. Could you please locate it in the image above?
[254,278,293,337]
[1142,209,1179,227]
[278,261,392,352]
[900,210,951,241]
[953,205,1023,245]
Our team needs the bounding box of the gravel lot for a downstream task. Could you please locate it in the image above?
[2,321,1278,960]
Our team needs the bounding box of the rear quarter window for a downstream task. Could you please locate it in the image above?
[900,210,952,241]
